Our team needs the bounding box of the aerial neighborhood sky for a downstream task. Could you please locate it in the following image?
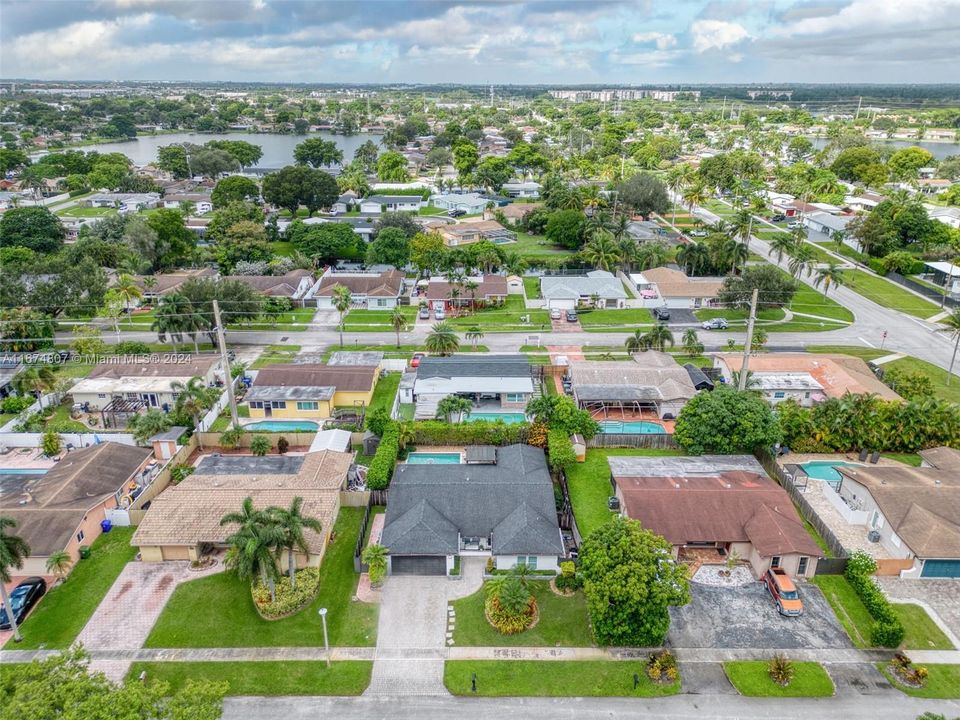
[2,0,959,84]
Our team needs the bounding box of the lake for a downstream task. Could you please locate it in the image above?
[39,131,383,168]
[810,136,960,160]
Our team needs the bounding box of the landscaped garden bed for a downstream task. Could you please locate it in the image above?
[252,568,320,619]
[723,659,834,697]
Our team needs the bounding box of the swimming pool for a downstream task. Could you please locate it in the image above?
[243,420,320,432]
[599,420,666,434]
[0,467,49,475]
[464,412,528,424]
[406,452,463,464]
[799,461,862,485]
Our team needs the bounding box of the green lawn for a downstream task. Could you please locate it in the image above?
[272,241,295,257]
[883,355,960,404]
[723,661,834,697]
[567,448,684,539]
[127,660,372,696]
[512,231,576,258]
[55,206,117,218]
[806,345,887,361]
[878,663,960,698]
[366,373,400,425]
[892,603,955,650]
[522,276,541,299]
[250,344,302,369]
[447,307,550,331]
[814,239,868,263]
[451,582,593,647]
[881,453,922,467]
[444,661,680,697]
[228,307,316,332]
[844,270,940,319]
[695,307,786,323]
[789,280,854,323]
[577,308,656,327]
[41,400,87,432]
[145,508,377,648]
[7,528,137,649]
[809,575,874,648]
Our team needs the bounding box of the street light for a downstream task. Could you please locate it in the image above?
[318,607,330,667]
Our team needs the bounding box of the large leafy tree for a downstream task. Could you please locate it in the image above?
[615,172,670,217]
[294,138,344,168]
[353,139,380,172]
[580,516,690,646]
[145,209,196,271]
[205,139,263,167]
[545,209,585,250]
[290,222,357,265]
[674,385,782,454]
[365,226,410,268]
[207,200,265,243]
[156,144,189,178]
[214,220,272,273]
[0,207,65,253]
[262,165,338,216]
[525,395,599,438]
[717,264,797,309]
[211,175,260,207]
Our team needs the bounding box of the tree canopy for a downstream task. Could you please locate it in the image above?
[262,165,338,217]
[0,207,65,253]
[211,175,260,208]
[615,172,670,216]
[674,385,782,454]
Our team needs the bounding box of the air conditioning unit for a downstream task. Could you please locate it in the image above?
[867,530,881,543]
[607,496,621,511]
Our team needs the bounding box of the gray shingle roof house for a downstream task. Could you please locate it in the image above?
[540,270,628,309]
[380,444,565,575]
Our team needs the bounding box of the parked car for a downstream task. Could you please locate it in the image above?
[653,307,670,321]
[434,308,445,320]
[410,353,426,368]
[771,214,787,222]
[764,567,803,616]
[689,230,708,238]
[550,308,562,320]
[0,577,46,631]
[701,318,728,330]
[447,208,466,218]
[788,221,804,229]
[565,310,578,322]
[418,305,430,320]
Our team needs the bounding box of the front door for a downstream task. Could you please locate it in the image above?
[264,405,272,417]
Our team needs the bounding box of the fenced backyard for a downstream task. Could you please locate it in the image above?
[586,433,679,449]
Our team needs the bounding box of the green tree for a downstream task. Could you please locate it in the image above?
[524,394,599,438]
[887,146,935,181]
[580,516,690,646]
[205,139,263,167]
[0,309,54,352]
[390,306,407,348]
[220,497,282,601]
[291,222,357,265]
[262,165,338,216]
[353,140,380,172]
[294,137,344,168]
[207,200,265,243]
[145,208,196,271]
[172,376,219,444]
[814,263,845,296]
[211,175,260,207]
[114,272,144,312]
[452,140,479,180]
[675,385,782,454]
[0,207,65,253]
[0,516,31,642]
[361,543,389,588]
[365,226,410,267]
[718,264,797,309]
[465,326,484,350]
[409,231,448,274]
[41,430,62,457]
[545,209,584,250]
[436,394,473,423]
[127,408,171,446]
[157,144,189,178]
[580,232,622,271]
[12,366,56,409]
[375,151,409,183]
[269,496,322,588]
[474,157,513,192]
[44,549,72,581]
[681,328,704,357]
[214,220,272,273]
[937,308,960,386]
[332,284,352,348]
[425,321,460,355]
[615,172,670,217]
[187,145,238,178]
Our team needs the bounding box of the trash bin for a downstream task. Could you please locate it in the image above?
[79,545,91,559]
[100,519,113,533]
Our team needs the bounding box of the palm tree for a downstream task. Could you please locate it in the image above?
[682,181,708,216]
[331,284,352,348]
[732,369,759,389]
[114,273,144,313]
[580,232,622,272]
[361,543,389,588]
[151,293,190,351]
[937,309,960,386]
[270,496,322,589]
[636,241,671,271]
[676,242,710,276]
[681,328,704,358]
[0,516,30,642]
[465,326,484,350]
[390,306,406,349]
[45,550,72,582]
[787,244,816,279]
[220,497,282,602]
[12,366,56,410]
[624,329,650,355]
[814,263,845,296]
[580,184,607,213]
[642,324,675,352]
[611,213,631,242]
[436,395,473,423]
[666,163,693,226]
[172,376,219,445]
[769,233,798,264]
[425,321,460,355]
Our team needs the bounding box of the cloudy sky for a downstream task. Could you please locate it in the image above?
[2,0,959,84]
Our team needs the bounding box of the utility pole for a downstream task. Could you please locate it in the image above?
[212,299,240,429]
[738,288,760,391]
[855,95,862,120]
[721,96,726,121]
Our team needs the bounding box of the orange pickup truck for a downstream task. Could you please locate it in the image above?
[764,567,804,617]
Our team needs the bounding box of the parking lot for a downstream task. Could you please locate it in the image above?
[668,581,852,649]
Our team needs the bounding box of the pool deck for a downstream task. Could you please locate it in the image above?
[801,478,895,559]
[778,452,906,469]
[0,447,57,472]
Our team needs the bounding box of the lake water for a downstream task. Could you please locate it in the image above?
[40,131,382,168]
[810,137,960,160]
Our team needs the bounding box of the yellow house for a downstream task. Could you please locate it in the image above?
[246,364,379,419]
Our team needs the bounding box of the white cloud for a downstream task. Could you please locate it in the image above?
[690,19,750,52]
[631,31,676,50]
[771,0,960,37]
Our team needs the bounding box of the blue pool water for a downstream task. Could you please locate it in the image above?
[599,420,666,434]
[0,467,49,475]
[464,412,528,424]
[406,452,463,464]
[243,421,319,432]
[799,461,861,484]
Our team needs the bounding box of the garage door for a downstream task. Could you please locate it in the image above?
[548,299,576,310]
[391,555,447,576]
[921,559,960,578]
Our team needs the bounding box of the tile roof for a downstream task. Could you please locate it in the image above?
[86,354,221,380]
[422,275,508,300]
[570,357,696,403]
[315,270,404,298]
[252,364,378,393]
[541,271,627,300]
[225,270,314,297]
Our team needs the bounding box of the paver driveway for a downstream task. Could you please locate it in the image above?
[668,581,851,649]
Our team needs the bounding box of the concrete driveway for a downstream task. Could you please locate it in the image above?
[668,581,852,649]
[875,578,960,645]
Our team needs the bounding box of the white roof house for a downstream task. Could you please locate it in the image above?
[430,192,489,214]
[540,270,628,309]
[803,211,854,236]
[745,372,824,407]
[930,207,960,229]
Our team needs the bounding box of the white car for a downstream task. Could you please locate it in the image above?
[550,308,562,320]
[788,221,804,229]
[689,230,708,238]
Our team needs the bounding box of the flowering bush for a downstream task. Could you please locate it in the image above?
[252,568,320,619]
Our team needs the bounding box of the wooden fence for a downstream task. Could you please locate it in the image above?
[196,431,319,448]
[586,433,679,449]
[127,434,198,525]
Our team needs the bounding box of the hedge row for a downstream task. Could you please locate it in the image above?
[411,420,529,446]
[547,428,575,473]
[845,551,905,648]
[367,422,400,490]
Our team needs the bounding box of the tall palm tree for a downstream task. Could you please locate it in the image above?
[610,213,631,242]
[114,273,144,313]
[151,292,190,351]
[814,263,845,296]
[580,232,622,272]
[12,366,56,410]
[717,237,749,274]
[676,242,710,276]
[937,309,960,386]
[642,324,675,352]
[45,550,73,582]
[787,244,816,279]
[172,376,219,445]
[769,233,798,264]
[666,163,693,226]
[221,497,282,602]
[270,496,322,589]
[618,237,639,272]
[681,328,704,358]
[682,181,708,217]
[425,321,460,355]
[390,306,406,349]
[331,284,352,348]
[0,516,30,642]
[465,326,484,350]
[636,241,671,271]
[624,329,650,355]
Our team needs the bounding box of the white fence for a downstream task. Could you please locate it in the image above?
[822,483,870,525]
[381,359,408,373]
[0,432,137,449]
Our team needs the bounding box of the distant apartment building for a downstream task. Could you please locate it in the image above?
[549,89,700,102]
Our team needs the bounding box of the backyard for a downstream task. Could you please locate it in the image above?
[144,508,378,648]
[6,528,137,649]
[511,231,576,259]
[365,373,400,425]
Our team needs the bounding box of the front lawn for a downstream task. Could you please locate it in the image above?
[807,345,887,361]
[451,582,593,647]
[447,307,550,331]
[883,355,960,404]
[809,575,873,648]
[892,603,954,650]
[250,344,302,369]
[577,308,656,327]
[127,660,372,696]
[844,270,940,319]
[788,278,854,323]
[145,508,377,648]
[567,448,684,539]
[695,307,786,323]
[365,373,400,425]
[723,661,834,697]
[444,660,680,697]
[878,663,960,698]
[7,528,137,649]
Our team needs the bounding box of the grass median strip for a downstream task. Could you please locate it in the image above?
[127,660,372,696]
[723,661,834,697]
[844,270,940,319]
[810,575,873,648]
[444,660,680,697]
[878,663,960,698]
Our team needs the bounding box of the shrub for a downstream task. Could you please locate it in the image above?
[845,550,905,647]
[276,436,289,454]
[646,650,678,683]
[170,464,194,485]
[361,543,389,588]
[1,395,33,414]
[367,422,399,490]
[251,568,320,619]
[366,406,391,436]
[250,434,271,456]
[411,420,528,446]
[888,653,929,688]
[219,427,243,448]
[555,561,582,592]
[675,386,782,454]
[41,430,62,457]
[546,429,576,474]
[866,257,889,276]
[881,251,925,276]
[113,340,152,354]
[527,421,548,448]
[768,654,794,686]
[484,573,537,635]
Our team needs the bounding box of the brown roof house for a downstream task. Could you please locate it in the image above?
[310,269,404,310]
[245,364,379,419]
[134,268,217,302]
[226,269,315,303]
[416,274,508,310]
[438,220,516,247]
[133,450,351,565]
[610,455,821,578]
[1,443,155,574]
[632,267,724,310]
[834,455,960,578]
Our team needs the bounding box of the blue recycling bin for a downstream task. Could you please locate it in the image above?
[100,519,113,533]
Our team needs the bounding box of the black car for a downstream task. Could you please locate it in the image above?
[653,307,670,321]
[447,208,466,218]
[0,577,46,631]
[771,213,787,222]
